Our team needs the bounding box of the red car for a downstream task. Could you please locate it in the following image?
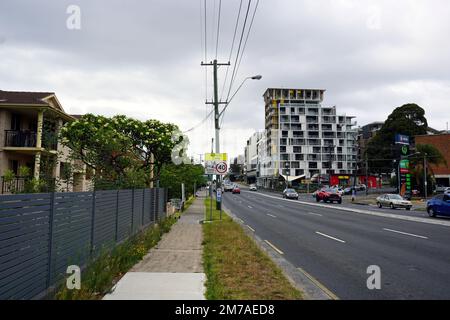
[315,188,342,204]
[232,186,241,194]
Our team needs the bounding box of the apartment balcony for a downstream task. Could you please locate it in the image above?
[4,130,58,151]
[4,130,37,148]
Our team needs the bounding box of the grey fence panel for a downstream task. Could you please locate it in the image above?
[0,187,166,300]
[150,189,156,222]
[143,189,151,225]
[132,189,144,232]
[93,190,117,252]
[117,189,133,242]
[51,192,93,283]
[0,193,51,300]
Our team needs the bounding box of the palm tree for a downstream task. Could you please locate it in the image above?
[410,144,447,194]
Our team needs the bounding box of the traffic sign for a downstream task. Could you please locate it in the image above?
[204,153,228,175]
[215,162,228,175]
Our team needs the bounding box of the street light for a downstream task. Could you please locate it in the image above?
[219,75,262,118]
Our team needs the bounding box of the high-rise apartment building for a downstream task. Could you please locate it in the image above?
[258,88,358,188]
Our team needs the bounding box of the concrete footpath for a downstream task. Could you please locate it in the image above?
[103,194,206,300]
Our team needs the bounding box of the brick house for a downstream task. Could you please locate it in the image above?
[415,133,450,187]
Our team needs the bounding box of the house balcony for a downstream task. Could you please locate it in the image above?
[4,130,37,148]
[4,130,58,152]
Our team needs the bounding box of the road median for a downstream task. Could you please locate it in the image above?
[202,198,303,300]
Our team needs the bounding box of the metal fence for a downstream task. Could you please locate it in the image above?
[0,188,167,300]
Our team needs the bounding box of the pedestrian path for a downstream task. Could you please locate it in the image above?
[103,193,206,300]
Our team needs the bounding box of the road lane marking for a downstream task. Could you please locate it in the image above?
[240,190,450,227]
[306,212,323,217]
[264,240,284,255]
[267,214,277,218]
[247,225,255,232]
[248,205,253,209]
[315,232,346,243]
[297,267,339,300]
[382,228,428,239]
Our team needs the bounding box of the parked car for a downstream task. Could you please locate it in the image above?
[283,188,299,200]
[249,184,257,191]
[376,194,412,210]
[344,187,356,195]
[444,187,450,194]
[232,186,241,194]
[315,188,342,204]
[356,184,367,191]
[332,187,344,196]
[435,185,448,193]
[427,194,450,217]
[224,183,234,192]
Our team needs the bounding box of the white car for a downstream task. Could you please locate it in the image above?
[249,184,257,191]
[376,194,412,210]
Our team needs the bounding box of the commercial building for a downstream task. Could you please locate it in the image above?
[244,131,264,184]
[258,88,358,189]
[415,133,450,187]
[0,90,91,193]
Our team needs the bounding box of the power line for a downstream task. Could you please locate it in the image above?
[234,0,259,83]
[183,109,215,134]
[219,0,243,101]
[225,0,252,102]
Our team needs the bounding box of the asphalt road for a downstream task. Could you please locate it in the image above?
[222,187,450,300]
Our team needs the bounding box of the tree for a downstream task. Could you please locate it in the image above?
[366,103,429,174]
[159,163,206,199]
[409,144,447,194]
[60,114,185,189]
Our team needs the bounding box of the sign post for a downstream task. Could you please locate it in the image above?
[205,153,228,212]
[216,187,222,220]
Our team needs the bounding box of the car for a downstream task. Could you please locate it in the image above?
[344,186,356,195]
[249,184,257,191]
[376,194,412,210]
[427,194,450,217]
[403,191,412,201]
[283,188,299,200]
[332,187,344,196]
[224,183,234,192]
[435,185,448,193]
[232,186,241,194]
[444,187,450,194]
[356,184,367,191]
[315,188,342,204]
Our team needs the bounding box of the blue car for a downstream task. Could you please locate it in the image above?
[427,194,450,217]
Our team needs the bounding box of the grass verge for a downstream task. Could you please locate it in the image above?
[202,198,303,300]
[54,216,178,300]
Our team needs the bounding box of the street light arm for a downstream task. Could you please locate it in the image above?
[219,77,250,118]
[219,75,262,118]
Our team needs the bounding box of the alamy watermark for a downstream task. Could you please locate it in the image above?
[366,265,381,290]
[66,5,81,30]
[66,265,81,290]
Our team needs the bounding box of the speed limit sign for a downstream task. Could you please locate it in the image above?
[215,162,228,175]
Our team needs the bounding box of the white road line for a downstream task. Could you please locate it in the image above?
[247,225,255,232]
[264,240,284,255]
[383,228,428,239]
[306,212,323,217]
[248,205,253,209]
[267,214,277,218]
[315,232,346,243]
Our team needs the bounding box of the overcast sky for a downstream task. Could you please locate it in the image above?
[1,0,449,162]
